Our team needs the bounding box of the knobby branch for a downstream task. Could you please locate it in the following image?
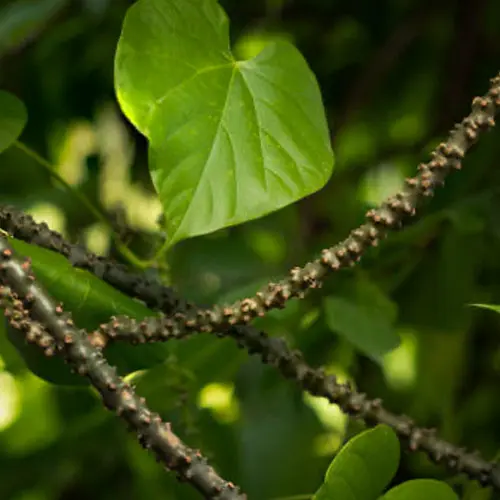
[0,73,499,495]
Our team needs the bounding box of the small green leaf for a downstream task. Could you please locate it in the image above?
[470,303,500,315]
[381,479,459,500]
[115,0,333,247]
[314,425,400,500]
[324,295,400,364]
[0,90,27,153]
[5,237,169,385]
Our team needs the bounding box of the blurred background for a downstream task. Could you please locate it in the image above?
[1,0,500,498]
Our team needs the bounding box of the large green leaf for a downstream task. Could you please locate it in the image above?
[314,425,400,500]
[382,479,459,500]
[0,90,27,154]
[323,293,400,364]
[115,0,334,247]
[3,237,170,385]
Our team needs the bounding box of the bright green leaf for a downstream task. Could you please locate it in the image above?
[323,295,400,364]
[381,479,459,500]
[5,237,169,385]
[314,425,400,500]
[470,303,500,315]
[115,0,334,247]
[0,90,27,153]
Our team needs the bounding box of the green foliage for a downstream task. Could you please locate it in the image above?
[381,479,458,499]
[115,0,333,247]
[1,0,500,498]
[6,237,169,385]
[313,425,400,500]
[323,277,399,363]
[314,427,458,500]
[397,214,484,331]
[0,90,27,154]
[323,296,399,363]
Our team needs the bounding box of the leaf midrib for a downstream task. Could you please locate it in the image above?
[170,65,238,243]
[146,60,234,136]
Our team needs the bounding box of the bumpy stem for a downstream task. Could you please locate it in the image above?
[1,73,498,492]
[0,237,245,500]
[56,67,499,342]
[15,74,498,337]
[0,205,190,314]
[3,76,499,334]
[168,74,500,329]
[15,305,500,489]
[229,327,500,489]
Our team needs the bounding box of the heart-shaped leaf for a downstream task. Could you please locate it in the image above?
[0,90,27,153]
[115,0,334,247]
[4,237,169,385]
[314,425,400,500]
[382,479,459,500]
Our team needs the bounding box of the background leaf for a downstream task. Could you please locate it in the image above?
[314,425,400,500]
[381,479,459,499]
[0,90,27,153]
[323,293,400,364]
[115,0,334,247]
